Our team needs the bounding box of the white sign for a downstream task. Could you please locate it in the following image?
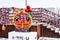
[8,31,37,40]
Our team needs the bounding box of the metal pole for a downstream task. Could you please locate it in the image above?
[25,0,27,7]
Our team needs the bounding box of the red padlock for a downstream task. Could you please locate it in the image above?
[25,5,32,12]
[27,5,31,9]
[29,9,32,12]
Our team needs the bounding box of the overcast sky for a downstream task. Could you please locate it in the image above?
[0,0,60,8]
